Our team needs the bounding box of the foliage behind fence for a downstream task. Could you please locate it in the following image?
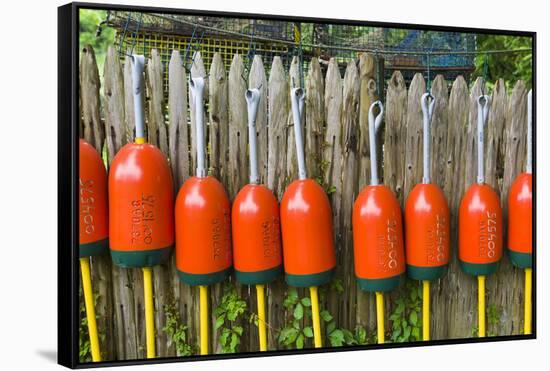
[79,44,530,361]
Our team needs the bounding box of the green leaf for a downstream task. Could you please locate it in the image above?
[296,333,305,349]
[279,327,300,346]
[215,316,225,330]
[233,325,243,336]
[355,326,367,344]
[411,327,420,340]
[303,326,314,338]
[294,303,304,320]
[326,320,336,335]
[229,333,240,352]
[403,326,411,340]
[301,297,311,307]
[395,300,405,314]
[409,311,418,326]
[329,329,344,346]
[320,310,333,322]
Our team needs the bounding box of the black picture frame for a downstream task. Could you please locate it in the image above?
[58,2,536,368]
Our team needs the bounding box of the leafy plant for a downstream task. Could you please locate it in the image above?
[278,287,314,349]
[214,283,248,353]
[78,289,104,362]
[162,302,196,356]
[389,280,422,342]
[471,304,501,337]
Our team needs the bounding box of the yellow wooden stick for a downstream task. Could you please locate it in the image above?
[376,292,385,344]
[478,275,486,338]
[256,284,267,351]
[309,286,322,348]
[524,268,532,335]
[422,280,430,341]
[143,267,156,358]
[80,257,101,362]
[200,285,209,355]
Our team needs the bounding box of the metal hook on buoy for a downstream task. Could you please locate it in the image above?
[368,101,384,185]
[131,55,146,141]
[190,77,206,178]
[290,87,306,180]
[421,92,436,184]
[477,95,490,184]
[527,89,532,174]
[245,88,261,184]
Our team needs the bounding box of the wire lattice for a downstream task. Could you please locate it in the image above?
[104,11,480,93]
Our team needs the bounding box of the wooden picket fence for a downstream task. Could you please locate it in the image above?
[79,44,530,360]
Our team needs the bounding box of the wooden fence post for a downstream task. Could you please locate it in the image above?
[425,75,449,340]
[356,54,378,330]
[266,56,289,349]
[305,57,324,181]
[339,61,360,333]
[323,58,344,328]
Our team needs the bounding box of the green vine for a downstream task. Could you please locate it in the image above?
[471,304,501,337]
[277,287,314,349]
[278,279,372,349]
[388,280,423,342]
[214,283,248,353]
[78,288,105,362]
[162,302,196,356]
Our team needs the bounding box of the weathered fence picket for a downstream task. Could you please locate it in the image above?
[78,44,531,360]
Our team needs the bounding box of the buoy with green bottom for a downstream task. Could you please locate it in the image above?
[232,87,282,351]
[508,89,533,335]
[109,55,175,358]
[352,101,406,344]
[458,95,503,338]
[79,138,109,361]
[404,93,450,341]
[280,88,336,348]
[175,76,233,355]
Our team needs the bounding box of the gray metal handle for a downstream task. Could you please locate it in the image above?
[290,87,307,180]
[245,88,261,184]
[131,55,145,140]
[477,95,490,184]
[368,101,384,185]
[190,77,206,178]
[527,89,532,174]
[421,92,435,184]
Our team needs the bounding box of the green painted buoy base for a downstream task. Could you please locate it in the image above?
[110,245,172,268]
[407,264,447,281]
[235,265,282,285]
[508,249,532,269]
[177,267,232,286]
[80,238,109,258]
[459,260,499,276]
[357,275,402,292]
[285,267,335,287]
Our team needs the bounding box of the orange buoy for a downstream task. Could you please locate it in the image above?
[281,87,335,348]
[176,76,232,355]
[232,87,282,351]
[508,89,533,269]
[405,94,450,281]
[508,173,532,268]
[281,88,336,288]
[108,55,172,358]
[175,76,232,286]
[459,95,503,339]
[353,101,405,293]
[232,88,282,286]
[79,138,108,361]
[79,138,109,257]
[108,55,174,269]
[459,96,503,277]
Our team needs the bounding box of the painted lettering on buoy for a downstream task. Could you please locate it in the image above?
[80,178,96,235]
